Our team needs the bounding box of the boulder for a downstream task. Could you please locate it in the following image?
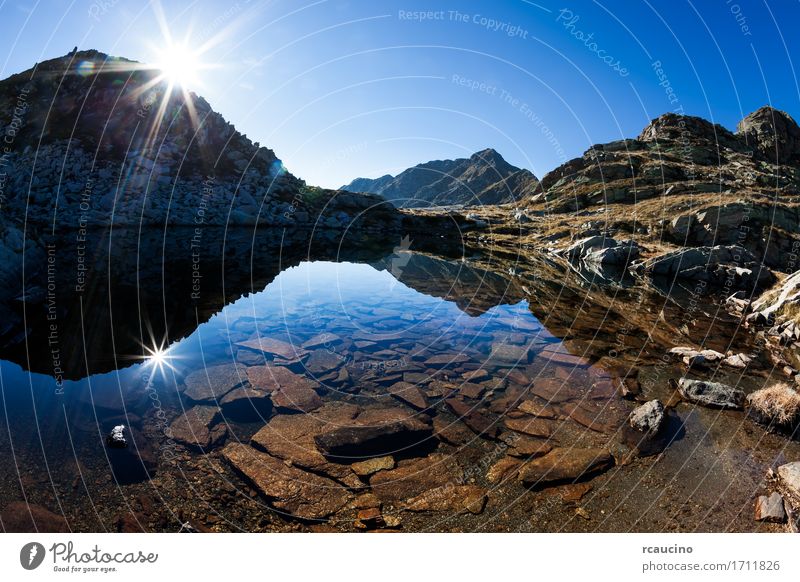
[106,424,127,448]
[752,270,800,320]
[565,236,640,267]
[677,378,745,409]
[642,245,775,291]
[736,106,800,165]
[628,400,665,435]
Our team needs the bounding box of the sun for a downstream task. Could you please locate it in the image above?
[143,341,176,373]
[154,42,202,88]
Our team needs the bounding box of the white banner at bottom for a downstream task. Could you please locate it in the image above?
[0,533,796,580]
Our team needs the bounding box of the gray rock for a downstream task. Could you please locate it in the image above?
[754,492,786,523]
[752,270,800,319]
[643,245,775,290]
[736,106,800,165]
[778,462,800,500]
[106,424,127,448]
[722,353,752,369]
[677,378,745,409]
[628,400,665,435]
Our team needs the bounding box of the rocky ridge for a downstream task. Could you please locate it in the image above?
[343,148,538,208]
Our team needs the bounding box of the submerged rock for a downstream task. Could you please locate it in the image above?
[168,406,227,450]
[351,455,395,477]
[517,447,614,487]
[628,400,665,435]
[404,484,487,515]
[370,453,463,502]
[183,364,247,403]
[236,337,308,361]
[222,443,351,520]
[250,403,361,486]
[219,385,273,421]
[387,381,429,410]
[246,365,323,412]
[0,501,69,532]
[314,410,433,462]
[677,378,745,409]
[106,424,127,448]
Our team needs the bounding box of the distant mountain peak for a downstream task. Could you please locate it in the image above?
[342,149,538,208]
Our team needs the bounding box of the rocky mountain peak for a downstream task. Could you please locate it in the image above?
[737,105,800,164]
[637,112,737,146]
[469,148,506,166]
[0,49,398,231]
[342,149,538,208]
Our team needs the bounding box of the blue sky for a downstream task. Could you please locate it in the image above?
[1,0,798,188]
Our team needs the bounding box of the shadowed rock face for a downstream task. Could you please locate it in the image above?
[737,106,800,165]
[343,148,539,208]
[0,50,398,230]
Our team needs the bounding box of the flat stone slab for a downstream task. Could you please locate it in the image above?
[517,447,614,486]
[301,333,343,349]
[424,353,471,367]
[168,406,227,450]
[304,349,346,375]
[387,381,428,410]
[351,455,395,477]
[678,378,745,409]
[183,364,247,402]
[517,399,559,419]
[370,453,463,502]
[222,443,351,520]
[754,492,786,523]
[314,409,432,462]
[237,337,308,360]
[250,403,361,486]
[445,398,500,438]
[404,484,487,515]
[488,343,531,366]
[503,416,554,438]
[245,365,323,412]
[219,385,273,421]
